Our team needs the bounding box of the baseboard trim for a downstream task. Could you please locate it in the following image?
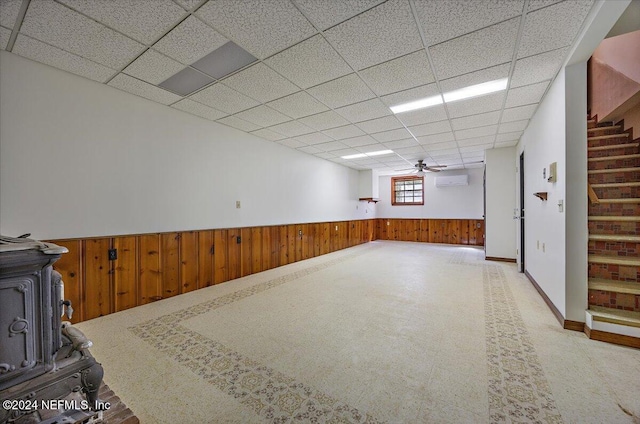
[585,327,640,349]
[563,320,585,332]
[485,256,517,263]
[524,270,564,327]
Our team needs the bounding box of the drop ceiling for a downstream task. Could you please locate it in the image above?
[0,0,595,172]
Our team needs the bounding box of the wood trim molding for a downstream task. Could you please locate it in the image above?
[563,320,585,332]
[485,256,517,263]
[524,270,565,327]
[585,328,640,349]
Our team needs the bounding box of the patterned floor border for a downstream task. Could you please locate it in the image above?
[483,263,564,423]
[130,245,383,423]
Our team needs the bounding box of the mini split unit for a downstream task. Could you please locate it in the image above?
[434,174,469,187]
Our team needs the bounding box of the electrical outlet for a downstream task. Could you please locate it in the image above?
[335,225,338,231]
[236,201,241,209]
[108,249,117,261]
[298,230,302,236]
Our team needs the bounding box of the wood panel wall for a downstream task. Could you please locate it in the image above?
[48,218,481,324]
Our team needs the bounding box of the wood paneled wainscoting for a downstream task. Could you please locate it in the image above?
[48,218,483,323]
[375,218,484,245]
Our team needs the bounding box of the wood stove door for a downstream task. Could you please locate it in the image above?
[0,275,41,388]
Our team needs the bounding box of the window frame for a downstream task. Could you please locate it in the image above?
[391,175,424,206]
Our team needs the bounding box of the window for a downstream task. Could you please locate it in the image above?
[391,176,424,205]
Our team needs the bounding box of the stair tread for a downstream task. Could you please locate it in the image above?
[588,153,640,161]
[589,234,640,242]
[596,198,640,203]
[588,306,640,328]
[588,142,639,151]
[589,278,640,295]
[587,125,622,132]
[588,166,640,174]
[589,216,640,221]
[591,182,640,188]
[589,134,630,141]
[588,255,640,266]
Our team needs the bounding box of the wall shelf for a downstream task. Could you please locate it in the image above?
[533,192,548,201]
[359,197,379,203]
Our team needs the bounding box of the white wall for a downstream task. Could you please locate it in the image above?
[517,69,567,317]
[376,168,484,219]
[0,52,373,240]
[485,147,516,259]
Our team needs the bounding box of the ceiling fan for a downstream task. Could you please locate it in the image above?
[398,159,447,173]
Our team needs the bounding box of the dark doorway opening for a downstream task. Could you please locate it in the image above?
[519,152,525,272]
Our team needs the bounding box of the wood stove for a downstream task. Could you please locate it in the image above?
[0,236,103,424]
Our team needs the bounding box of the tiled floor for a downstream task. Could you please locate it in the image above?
[76,241,640,423]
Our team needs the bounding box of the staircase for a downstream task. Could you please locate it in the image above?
[586,117,640,347]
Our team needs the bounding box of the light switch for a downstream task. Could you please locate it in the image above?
[236,201,241,209]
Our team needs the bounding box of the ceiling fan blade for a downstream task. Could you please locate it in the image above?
[425,167,442,172]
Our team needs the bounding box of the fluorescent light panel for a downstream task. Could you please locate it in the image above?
[390,78,509,114]
[341,149,394,160]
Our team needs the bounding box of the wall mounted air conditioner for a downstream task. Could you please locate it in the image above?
[434,174,468,187]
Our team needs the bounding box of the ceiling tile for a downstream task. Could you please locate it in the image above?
[455,125,497,140]
[297,145,324,154]
[371,128,413,142]
[323,0,423,70]
[461,151,485,159]
[158,67,214,96]
[108,73,182,105]
[307,73,375,108]
[382,138,418,149]
[331,147,361,157]
[171,98,227,121]
[439,63,510,93]
[0,26,11,50]
[459,143,493,153]
[429,150,460,158]
[294,0,384,31]
[294,132,333,145]
[336,98,392,123]
[298,110,350,130]
[123,49,185,85]
[191,41,257,79]
[267,91,329,119]
[408,120,452,137]
[342,136,379,148]
[279,138,308,149]
[323,124,366,140]
[153,15,228,65]
[196,0,316,59]
[251,128,287,142]
[505,81,548,108]
[173,0,204,11]
[12,34,115,82]
[429,18,519,80]
[495,140,519,147]
[356,116,404,133]
[268,120,314,137]
[380,83,440,108]
[511,47,567,88]
[359,50,435,96]
[21,0,145,69]
[527,0,564,11]
[314,151,338,159]
[189,83,259,114]
[223,62,299,103]
[1,0,21,29]
[496,131,523,142]
[265,35,352,89]
[59,0,186,45]
[446,92,505,118]
[394,145,426,155]
[501,104,537,122]
[313,141,350,151]
[217,115,262,132]
[395,105,448,126]
[422,141,458,151]
[451,111,501,130]
[498,119,529,133]
[414,0,524,47]
[416,132,456,145]
[235,105,291,127]
[457,135,495,146]
[518,0,593,58]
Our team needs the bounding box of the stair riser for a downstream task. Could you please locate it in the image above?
[588,290,640,312]
[588,147,639,158]
[589,240,640,257]
[589,263,640,281]
[588,170,640,184]
[588,157,640,170]
[588,202,640,216]
[593,186,640,199]
[588,136,631,147]
[587,128,622,136]
[589,221,640,236]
